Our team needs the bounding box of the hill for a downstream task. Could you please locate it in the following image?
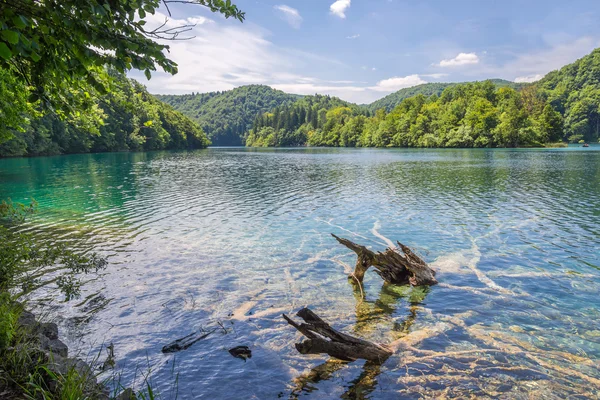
[366,79,527,112]
[156,85,299,146]
[535,48,600,142]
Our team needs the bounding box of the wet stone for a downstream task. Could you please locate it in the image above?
[41,336,69,358]
[229,346,252,361]
[18,310,39,330]
[41,322,59,340]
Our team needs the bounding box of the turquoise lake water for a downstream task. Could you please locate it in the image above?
[1,147,599,398]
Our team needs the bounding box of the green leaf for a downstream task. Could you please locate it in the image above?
[138,9,146,19]
[144,69,151,80]
[12,15,27,29]
[144,120,153,127]
[30,51,41,62]
[1,30,20,45]
[0,42,12,60]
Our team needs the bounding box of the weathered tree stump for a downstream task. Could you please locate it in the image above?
[332,234,437,286]
[283,308,392,363]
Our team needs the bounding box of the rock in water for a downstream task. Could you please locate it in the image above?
[229,346,252,361]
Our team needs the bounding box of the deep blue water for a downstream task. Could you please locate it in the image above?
[1,146,599,398]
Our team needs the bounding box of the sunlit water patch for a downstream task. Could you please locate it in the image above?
[1,147,599,399]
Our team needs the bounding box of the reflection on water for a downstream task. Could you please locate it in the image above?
[1,147,599,399]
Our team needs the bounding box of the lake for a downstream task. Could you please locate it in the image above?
[1,147,599,399]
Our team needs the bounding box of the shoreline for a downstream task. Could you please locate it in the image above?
[6,306,133,400]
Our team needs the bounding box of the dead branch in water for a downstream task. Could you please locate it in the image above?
[332,234,437,286]
[283,308,392,363]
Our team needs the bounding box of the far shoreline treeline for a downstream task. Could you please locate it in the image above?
[2,49,599,158]
[162,48,600,150]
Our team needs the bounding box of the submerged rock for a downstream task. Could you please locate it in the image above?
[229,345,252,361]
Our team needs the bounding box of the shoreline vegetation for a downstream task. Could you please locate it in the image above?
[0,201,156,399]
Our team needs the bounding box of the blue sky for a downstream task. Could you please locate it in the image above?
[134,0,600,103]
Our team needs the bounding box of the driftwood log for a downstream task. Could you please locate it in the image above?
[332,234,437,286]
[283,308,392,363]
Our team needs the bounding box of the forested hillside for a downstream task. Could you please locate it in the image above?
[366,79,527,112]
[0,72,210,157]
[246,94,365,146]
[243,49,600,148]
[535,48,600,143]
[156,85,299,145]
[247,80,564,148]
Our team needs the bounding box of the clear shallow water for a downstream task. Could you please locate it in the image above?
[1,147,600,399]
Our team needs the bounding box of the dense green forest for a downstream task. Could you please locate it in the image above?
[366,79,527,112]
[157,85,299,145]
[244,49,600,148]
[0,72,210,157]
[246,94,366,147]
[535,51,600,143]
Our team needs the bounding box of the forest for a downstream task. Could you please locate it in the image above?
[1,4,599,156]
[161,48,600,148]
[365,79,526,113]
[246,49,600,148]
[0,71,210,157]
[247,81,564,148]
[157,85,299,145]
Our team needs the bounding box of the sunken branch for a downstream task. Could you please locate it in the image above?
[283,308,392,363]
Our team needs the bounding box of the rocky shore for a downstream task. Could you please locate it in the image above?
[17,309,133,400]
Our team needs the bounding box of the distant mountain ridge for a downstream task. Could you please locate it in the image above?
[156,85,299,145]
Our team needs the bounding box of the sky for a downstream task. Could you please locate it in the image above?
[131,0,600,104]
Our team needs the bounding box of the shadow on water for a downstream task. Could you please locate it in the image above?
[289,281,428,399]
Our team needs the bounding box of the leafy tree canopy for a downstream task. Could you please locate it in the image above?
[0,0,244,124]
[157,85,299,145]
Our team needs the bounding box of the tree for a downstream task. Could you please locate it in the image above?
[0,66,32,143]
[0,0,244,128]
[536,104,564,142]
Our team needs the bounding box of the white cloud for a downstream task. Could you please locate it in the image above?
[370,75,427,92]
[438,52,480,67]
[134,11,369,100]
[514,74,543,83]
[274,5,302,29]
[187,16,213,25]
[346,34,360,39]
[471,36,600,82]
[330,0,351,19]
[501,37,600,81]
[422,73,449,79]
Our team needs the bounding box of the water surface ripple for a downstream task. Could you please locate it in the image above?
[1,147,599,399]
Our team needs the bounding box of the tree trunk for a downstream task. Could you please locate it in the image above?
[283,308,392,363]
[332,234,437,286]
